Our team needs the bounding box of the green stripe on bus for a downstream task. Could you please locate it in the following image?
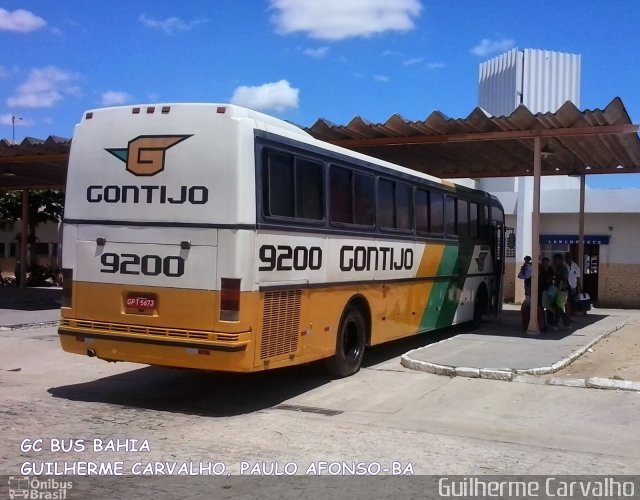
[419,245,458,331]
[419,242,476,331]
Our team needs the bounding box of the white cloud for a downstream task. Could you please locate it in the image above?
[0,114,33,127]
[231,80,299,112]
[373,74,389,83]
[7,66,80,108]
[0,8,46,33]
[139,14,206,35]
[302,46,330,58]
[0,65,8,79]
[402,56,424,66]
[100,91,133,106]
[470,38,515,57]
[427,62,446,70]
[270,0,422,41]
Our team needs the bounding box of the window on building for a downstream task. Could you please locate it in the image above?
[0,242,5,258]
[36,243,49,255]
[445,195,457,236]
[9,243,16,258]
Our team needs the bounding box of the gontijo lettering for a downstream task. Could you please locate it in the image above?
[86,185,208,204]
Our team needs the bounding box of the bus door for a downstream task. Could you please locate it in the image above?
[490,205,505,315]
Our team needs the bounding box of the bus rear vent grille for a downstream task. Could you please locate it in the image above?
[260,290,301,360]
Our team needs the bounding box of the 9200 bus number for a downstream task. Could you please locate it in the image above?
[258,245,322,272]
[100,252,185,277]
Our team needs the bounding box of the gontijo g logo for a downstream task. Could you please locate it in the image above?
[88,134,208,205]
[106,135,192,176]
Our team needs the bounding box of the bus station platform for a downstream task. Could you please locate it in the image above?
[401,305,629,381]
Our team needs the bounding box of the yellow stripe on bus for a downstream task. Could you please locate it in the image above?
[416,243,445,278]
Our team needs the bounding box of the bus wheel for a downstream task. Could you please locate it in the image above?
[473,285,488,326]
[325,305,367,378]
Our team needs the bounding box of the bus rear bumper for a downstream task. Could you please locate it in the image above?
[58,324,256,372]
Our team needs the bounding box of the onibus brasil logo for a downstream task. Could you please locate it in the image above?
[106,135,192,176]
[8,476,73,499]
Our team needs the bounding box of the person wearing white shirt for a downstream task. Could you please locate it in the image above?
[566,253,581,315]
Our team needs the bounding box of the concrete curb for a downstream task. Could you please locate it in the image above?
[400,316,632,390]
[515,316,630,376]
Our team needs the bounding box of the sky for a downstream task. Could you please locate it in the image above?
[1,0,639,189]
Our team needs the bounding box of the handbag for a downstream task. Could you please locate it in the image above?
[577,292,592,312]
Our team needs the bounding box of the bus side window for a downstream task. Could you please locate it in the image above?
[416,189,429,234]
[377,179,395,229]
[457,199,469,238]
[265,151,294,217]
[445,195,457,236]
[296,158,324,220]
[353,173,375,226]
[396,182,414,231]
[330,166,352,224]
[430,192,444,235]
[469,202,480,239]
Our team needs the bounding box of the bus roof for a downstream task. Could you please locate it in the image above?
[81,103,479,193]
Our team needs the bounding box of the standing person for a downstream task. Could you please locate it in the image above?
[566,253,581,315]
[552,253,571,327]
[517,256,532,298]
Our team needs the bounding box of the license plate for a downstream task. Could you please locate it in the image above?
[125,296,156,311]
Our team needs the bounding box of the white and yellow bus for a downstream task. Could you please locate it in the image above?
[59,104,505,377]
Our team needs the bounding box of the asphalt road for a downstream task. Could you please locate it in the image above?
[1,325,638,498]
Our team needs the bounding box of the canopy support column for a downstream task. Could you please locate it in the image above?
[578,174,586,286]
[19,190,29,289]
[527,137,542,333]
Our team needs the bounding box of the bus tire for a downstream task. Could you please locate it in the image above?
[473,284,488,326]
[325,305,367,378]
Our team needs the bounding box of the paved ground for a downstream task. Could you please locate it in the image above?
[1,318,639,498]
[1,296,639,497]
[0,287,61,329]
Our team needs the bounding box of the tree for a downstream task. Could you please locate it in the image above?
[0,190,64,268]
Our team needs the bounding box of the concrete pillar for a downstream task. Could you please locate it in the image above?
[514,176,533,303]
[578,174,585,286]
[527,137,542,333]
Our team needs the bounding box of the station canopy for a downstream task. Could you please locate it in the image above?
[1,97,639,192]
[306,97,640,178]
[0,136,69,190]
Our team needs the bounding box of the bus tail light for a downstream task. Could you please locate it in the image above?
[220,278,240,321]
[61,268,73,308]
